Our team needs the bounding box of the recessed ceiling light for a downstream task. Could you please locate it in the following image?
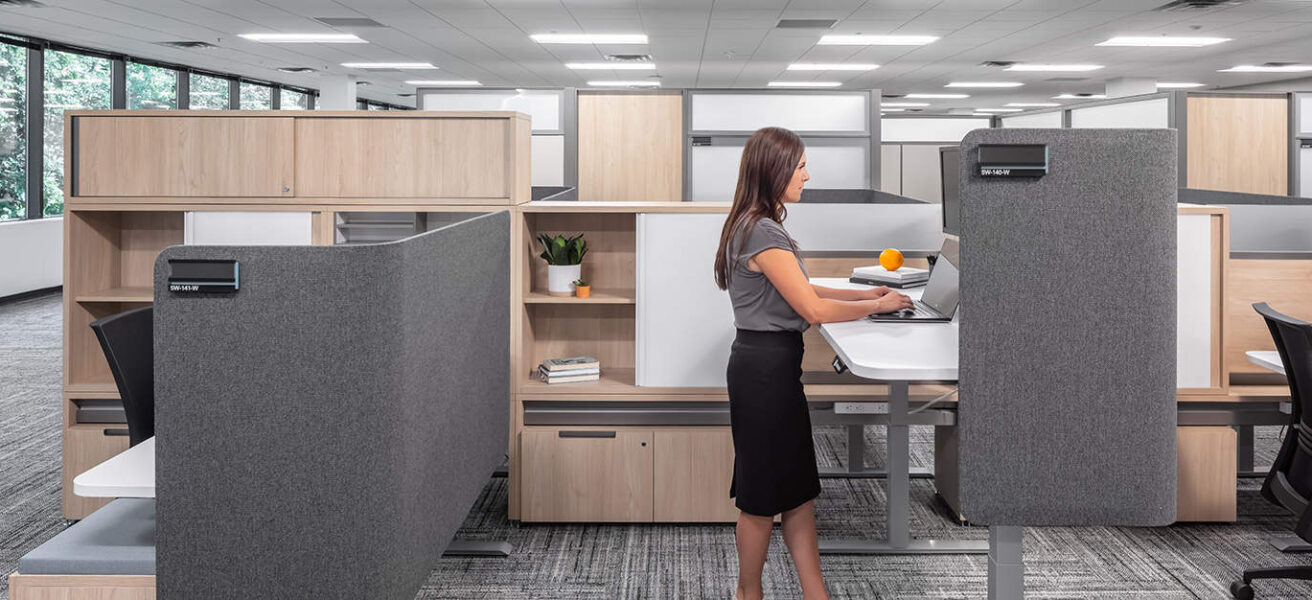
[975,108,1023,112]
[971,113,1000,117]
[1053,93,1107,99]
[881,102,930,107]
[1097,36,1230,47]
[787,63,879,71]
[818,34,938,46]
[277,66,319,74]
[405,80,481,86]
[946,81,1023,88]
[1156,82,1205,88]
[1005,64,1104,72]
[587,80,661,87]
[1219,64,1312,73]
[531,33,647,44]
[566,62,656,70]
[880,108,906,112]
[767,81,842,88]
[341,62,437,69]
[905,93,969,99]
[239,33,366,44]
[1005,102,1061,107]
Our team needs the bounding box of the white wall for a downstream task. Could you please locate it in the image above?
[1069,97,1170,129]
[0,217,62,298]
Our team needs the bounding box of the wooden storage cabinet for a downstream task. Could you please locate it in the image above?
[61,425,131,520]
[521,428,654,522]
[1177,426,1237,522]
[74,116,294,197]
[654,429,738,522]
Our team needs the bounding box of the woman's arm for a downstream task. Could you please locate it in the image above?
[812,284,892,301]
[753,249,912,324]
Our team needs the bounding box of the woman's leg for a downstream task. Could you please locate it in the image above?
[781,500,829,600]
[736,511,774,600]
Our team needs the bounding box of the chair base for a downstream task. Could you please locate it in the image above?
[1232,565,1312,599]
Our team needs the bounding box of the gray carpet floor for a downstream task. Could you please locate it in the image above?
[2,291,1311,599]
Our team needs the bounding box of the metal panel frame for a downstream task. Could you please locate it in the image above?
[1292,92,1308,197]
[24,44,43,219]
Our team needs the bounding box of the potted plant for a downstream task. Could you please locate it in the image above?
[537,233,588,296]
[574,278,591,299]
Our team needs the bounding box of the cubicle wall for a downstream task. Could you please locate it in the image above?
[154,213,510,599]
[880,116,992,203]
[419,88,571,187]
[958,129,1178,526]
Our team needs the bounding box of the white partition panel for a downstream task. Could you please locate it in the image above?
[880,144,902,193]
[882,118,990,142]
[900,145,948,203]
[690,143,868,202]
[636,213,736,387]
[184,212,313,245]
[1177,212,1213,389]
[1001,112,1063,128]
[690,93,868,133]
[1301,145,1312,198]
[786,203,944,252]
[1070,97,1169,129]
[421,90,562,131]
[530,135,565,186]
[1300,94,1312,135]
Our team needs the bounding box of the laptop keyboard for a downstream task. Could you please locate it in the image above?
[868,300,934,321]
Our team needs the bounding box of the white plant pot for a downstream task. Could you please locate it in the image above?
[547,264,582,296]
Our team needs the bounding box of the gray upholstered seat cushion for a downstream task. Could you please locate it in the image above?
[18,498,155,575]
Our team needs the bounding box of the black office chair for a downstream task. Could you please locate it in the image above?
[89,306,154,447]
[1231,302,1312,599]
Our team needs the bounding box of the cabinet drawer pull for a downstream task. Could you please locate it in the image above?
[559,430,616,439]
[103,428,130,437]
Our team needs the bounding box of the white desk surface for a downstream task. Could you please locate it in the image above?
[813,277,959,382]
[1247,350,1285,375]
[73,436,155,498]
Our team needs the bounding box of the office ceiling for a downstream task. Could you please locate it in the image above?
[1,0,1311,112]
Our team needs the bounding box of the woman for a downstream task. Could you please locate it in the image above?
[714,127,912,600]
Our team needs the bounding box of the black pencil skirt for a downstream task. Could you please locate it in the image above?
[727,328,822,517]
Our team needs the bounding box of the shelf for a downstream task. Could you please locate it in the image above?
[524,289,636,305]
[74,286,154,304]
[522,367,636,394]
[65,382,120,396]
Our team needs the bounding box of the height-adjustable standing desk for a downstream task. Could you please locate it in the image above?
[813,277,988,555]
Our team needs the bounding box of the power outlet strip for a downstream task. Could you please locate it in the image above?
[834,402,882,414]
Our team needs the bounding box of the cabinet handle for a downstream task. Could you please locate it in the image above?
[103,428,130,437]
[559,430,616,439]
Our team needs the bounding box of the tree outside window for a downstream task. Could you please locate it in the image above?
[44,50,110,217]
[280,88,309,110]
[127,62,177,110]
[240,82,271,110]
[189,73,229,110]
[0,42,27,221]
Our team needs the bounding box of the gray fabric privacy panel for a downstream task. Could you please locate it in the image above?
[957,129,1177,527]
[154,211,510,600]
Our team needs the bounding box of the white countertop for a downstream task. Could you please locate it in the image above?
[73,436,155,498]
[1247,350,1285,375]
[813,277,959,382]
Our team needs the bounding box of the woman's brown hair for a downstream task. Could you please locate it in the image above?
[714,126,805,290]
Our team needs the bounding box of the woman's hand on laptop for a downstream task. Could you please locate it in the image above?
[861,285,896,300]
[868,292,914,314]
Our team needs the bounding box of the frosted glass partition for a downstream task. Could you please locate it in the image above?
[1070,97,1169,129]
[882,118,990,142]
[1300,94,1312,134]
[690,93,868,133]
[1002,112,1062,128]
[530,135,565,186]
[421,90,562,132]
[1302,146,1312,198]
[184,212,313,245]
[690,141,868,202]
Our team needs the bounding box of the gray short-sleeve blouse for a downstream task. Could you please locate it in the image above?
[728,218,810,332]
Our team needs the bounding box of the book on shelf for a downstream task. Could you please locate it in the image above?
[540,356,600,372]
[851,265,928,282]
[538,365,600,378]
[849,276,928,289]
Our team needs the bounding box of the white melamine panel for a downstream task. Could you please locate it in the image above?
[184,212,313,245]
[1177,213,1213,389]
[690,143,868,202]
[880,144,902,194]
[1300,95,1312,134]
[786,204,944,252]
[690,93,867,133]
[901,145,948,203]
[0,217,61,297]
[881,118,990,143]
[636,213,736,388]
[1070,98,1169,129]
[421,90,561,131]
[1301,146,1312,198]
[1001,112,1063,128]
[531,135,565,187]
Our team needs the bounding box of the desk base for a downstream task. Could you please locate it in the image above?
[819,538,989,555]
[1270,535,1312,554]
[443,540,512,557]
[818,466,935,479]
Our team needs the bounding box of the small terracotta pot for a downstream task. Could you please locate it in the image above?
[575,285,591,299]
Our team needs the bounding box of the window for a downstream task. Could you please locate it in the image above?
[0,41,27,221]
[189,73,229,109]
[126,62,177,110]
[239,82,271,109]
[368,103,386,111]
[357,99,368,110]
[280,88,309,110]
[44,49,110,216]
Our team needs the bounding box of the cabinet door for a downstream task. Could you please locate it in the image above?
[294,118,508,198]
[654,429,739,522]
[76,116,294,197]
[521,428,653,522]
[1177,426,1236,522]
[63,426,131,520]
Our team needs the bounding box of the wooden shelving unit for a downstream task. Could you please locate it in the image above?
[74,286,154,304]
[523,289,636,304]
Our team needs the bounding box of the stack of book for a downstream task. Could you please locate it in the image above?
[850,265,930,289]
[538,356,600,384]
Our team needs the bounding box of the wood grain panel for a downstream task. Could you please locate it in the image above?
[521,428,653,522]
[527,213,635,295]
[8,574,156,600]
[526,304,635,371]
[62,426,131,520]
[1225,258,1312,376]
[118,212,184,288]
[578,94,683,202]
[654,429,739,522]
[294,118,508,198]
[1176,426,1236,522]
[76,116,293,197]
[1187,96,1288,195]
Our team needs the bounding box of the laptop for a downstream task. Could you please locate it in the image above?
[865,253,959,323]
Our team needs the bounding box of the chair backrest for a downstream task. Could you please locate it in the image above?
[90,306,154,446]
[1253,302,1312,510]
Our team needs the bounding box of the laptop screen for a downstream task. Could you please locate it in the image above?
[920,254,960,318]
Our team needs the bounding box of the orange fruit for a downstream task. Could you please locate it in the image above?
[879,248,904,271]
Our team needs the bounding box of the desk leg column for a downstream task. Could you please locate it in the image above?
[887,381,910,548]
[987,525,1024,599]
[848,425,865,473]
